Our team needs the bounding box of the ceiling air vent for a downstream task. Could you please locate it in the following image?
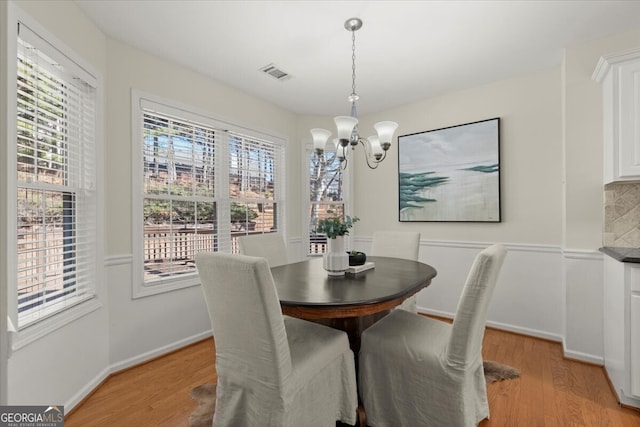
[259,63,291,81]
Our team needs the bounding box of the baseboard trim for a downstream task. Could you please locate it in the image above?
[109,330,212,374]
[485,319,564,344]
[64,366,110,418]
[419,307,563,342]
[415,308,610,366]
[64,329,212,413]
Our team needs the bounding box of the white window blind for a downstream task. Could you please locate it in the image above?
[16,23,98,328]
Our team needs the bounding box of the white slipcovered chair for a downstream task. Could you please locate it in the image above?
[195,252,357,427]
[370,231,421,312]
[237,233,289,267]
[359,244,507,427]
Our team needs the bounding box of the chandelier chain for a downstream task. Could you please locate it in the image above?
[351,30,357,99]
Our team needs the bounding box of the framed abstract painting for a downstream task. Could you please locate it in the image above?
[398,118,501,222]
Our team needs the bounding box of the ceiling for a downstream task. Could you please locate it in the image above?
[75,0,640,116]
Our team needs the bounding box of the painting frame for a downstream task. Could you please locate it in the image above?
[398,118,501,223]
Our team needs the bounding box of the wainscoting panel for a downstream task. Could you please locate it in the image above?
[419,242,564,340]
[563,250,604,363]
[352,238,604,364]
[105,255,212,373]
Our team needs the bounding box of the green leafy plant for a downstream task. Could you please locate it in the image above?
[316,215,359,239]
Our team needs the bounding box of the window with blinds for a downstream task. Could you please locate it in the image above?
[308,150,344,255]
[138,101,283,288]
[16,23,98,328]
[141,111,217,283]
[228,132,280,250]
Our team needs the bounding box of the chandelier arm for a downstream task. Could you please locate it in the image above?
[338,144,349,171]
[374,149,388,165]
[357,138,382,169]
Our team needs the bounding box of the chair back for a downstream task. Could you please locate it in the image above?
[195,252,292,388]
[370,231,420,261]
[238,233,289,267]
[447,244,507,368]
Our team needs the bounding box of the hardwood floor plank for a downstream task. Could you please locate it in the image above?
[65,330,640,426]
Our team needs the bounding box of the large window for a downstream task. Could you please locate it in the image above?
[14,22,100,329]
[133,95,284,296]
[308,149,346,255]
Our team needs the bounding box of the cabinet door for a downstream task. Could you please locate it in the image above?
[631,293,640,397]
[618,60,640,179]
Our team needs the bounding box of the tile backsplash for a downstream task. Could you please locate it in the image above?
[604,182,640,247]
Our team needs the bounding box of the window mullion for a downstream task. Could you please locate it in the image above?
[216,130,231,252]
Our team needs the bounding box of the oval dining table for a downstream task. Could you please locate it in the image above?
[271,255,438,355]
[271,256,437,426]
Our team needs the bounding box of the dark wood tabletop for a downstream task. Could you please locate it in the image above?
[271,256,437,319]
[271,256,437,427]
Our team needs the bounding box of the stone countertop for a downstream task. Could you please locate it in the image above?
[600,247,640,263]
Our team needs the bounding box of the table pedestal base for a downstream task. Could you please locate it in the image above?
[311,310,388,356]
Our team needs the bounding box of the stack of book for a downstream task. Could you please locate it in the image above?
[346,261,375,274]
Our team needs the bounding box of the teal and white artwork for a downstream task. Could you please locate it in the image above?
[398,118,500,222]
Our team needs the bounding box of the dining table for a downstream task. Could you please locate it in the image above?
[271,256,437,426]
[271,255,438,356]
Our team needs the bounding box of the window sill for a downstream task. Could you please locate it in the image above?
[132,275,200,299]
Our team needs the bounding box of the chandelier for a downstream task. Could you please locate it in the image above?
[310,18,398,170]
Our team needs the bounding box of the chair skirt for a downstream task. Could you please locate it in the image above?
[359,310,489,427]
[214,316,358,426]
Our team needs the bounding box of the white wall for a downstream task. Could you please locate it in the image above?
[3,0,303,410]
[105,256,211,370]
[344,27,640,362]
[103,37,301,368]
[104,38,300,255]
[346,64,569,352]
[353,67,563,245]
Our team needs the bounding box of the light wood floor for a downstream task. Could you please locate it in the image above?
[65,327,640,426]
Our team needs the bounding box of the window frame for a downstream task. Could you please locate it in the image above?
[132,91,286,298]
[5,5,104,349]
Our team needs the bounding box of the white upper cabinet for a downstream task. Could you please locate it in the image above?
[594,48,640,183]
